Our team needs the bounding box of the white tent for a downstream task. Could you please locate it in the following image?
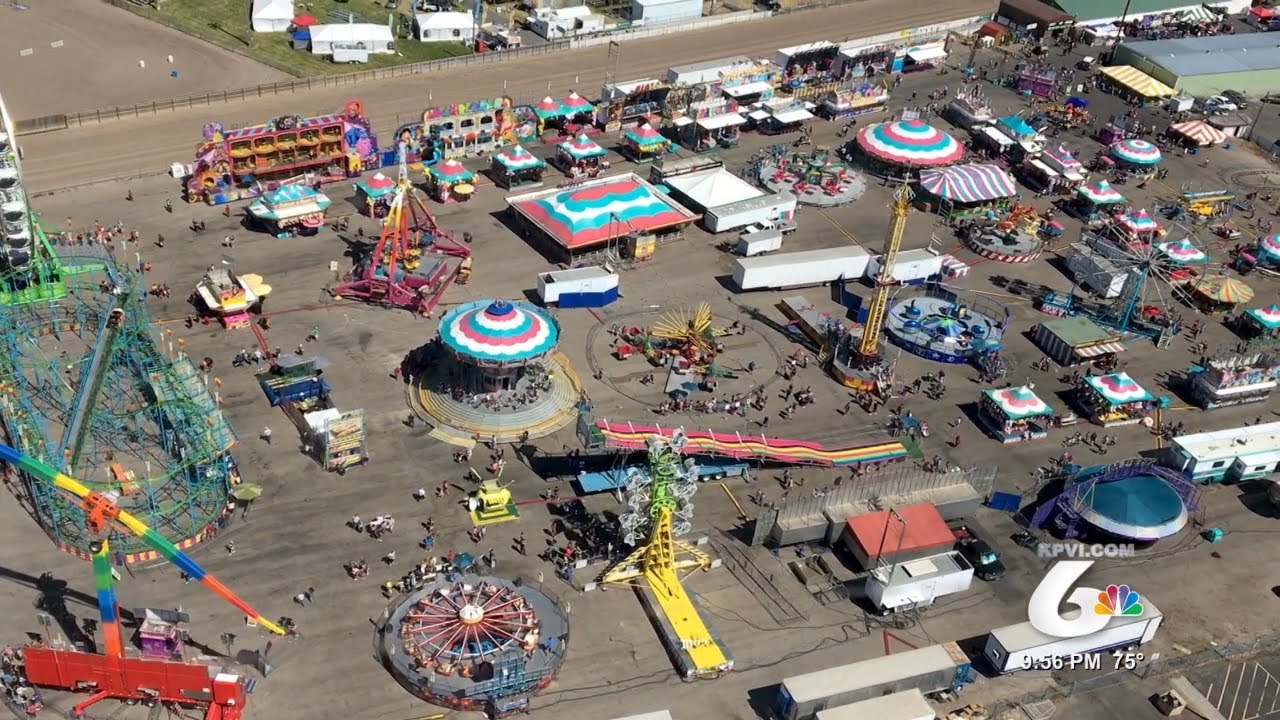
[664,168,762,209]
[309,23,396,54]
[251,0,294,33]
[414,12,476,43]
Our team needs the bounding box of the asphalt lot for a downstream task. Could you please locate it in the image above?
[2,33,1280,720]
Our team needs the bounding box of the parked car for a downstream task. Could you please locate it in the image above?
[1199,95,1238,114]
[953,526,1006,581]
[1220,90,1249,109]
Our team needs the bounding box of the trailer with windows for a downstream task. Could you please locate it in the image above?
[732,247,870,291]
[983,599,1162,674]
[536,266,620,307]
[776,642,971,720]
[814,689,936,720]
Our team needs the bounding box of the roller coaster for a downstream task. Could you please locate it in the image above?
[0,245,239,560]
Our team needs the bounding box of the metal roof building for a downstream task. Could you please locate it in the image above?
[1112,34,1280,96]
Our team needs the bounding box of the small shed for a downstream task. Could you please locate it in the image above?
[631,0,702,24]
[841,503,954,570]
[1032,316,1125,366]
[251,0,295,32]
[309,23,396,54]
[414,12,476,43]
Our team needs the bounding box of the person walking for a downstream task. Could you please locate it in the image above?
[261,427,272,445]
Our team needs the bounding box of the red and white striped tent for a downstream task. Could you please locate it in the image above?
[1169,120,1228,146]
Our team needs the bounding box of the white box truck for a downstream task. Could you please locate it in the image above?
[866,248,943,284]
[704,192,798,233]
[983,599,1162,674]
[736,228,783,256]
[537,267,620,307]
[733,247,870,291]
[866,551,974,615]
[814,690,936,720]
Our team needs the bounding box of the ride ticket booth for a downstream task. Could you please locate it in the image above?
[978,386,1055,443]
[1076,371,1157,427]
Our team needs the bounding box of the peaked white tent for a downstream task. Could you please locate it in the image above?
[309,22,396,54]
[664,168,762,208]
[251,0,295,33]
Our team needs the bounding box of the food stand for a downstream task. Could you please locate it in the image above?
[1169,120,1228,147]
[1078,372,1156,427]
[1189,275,1254,313]
[425,159,476,203]
[1040,145,1086,186]
[1032,316,1126,367]
[246,184,330,237]
[559,92,596,130]
[1187,352,1280,409]
[555,133,609,178]
[978,386,1055,443]
[491,144,546,189]
[1237,304,1280,344]
[355,172,397,217]
[1238,232,1280,271]
[533,96,569,134]
[756,102,816,135]
[817,83,889,120]
[1109,138,1162,177]
[620,123,672,163]
[1069,180,1126,225]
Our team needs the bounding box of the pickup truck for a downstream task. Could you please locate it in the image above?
[741,218,797,236]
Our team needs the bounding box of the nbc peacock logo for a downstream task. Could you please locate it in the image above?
[1094,584,1144,617]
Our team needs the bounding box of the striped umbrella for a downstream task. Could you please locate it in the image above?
[855,119,966,167]
[1077,180,1125,206]
[1259,233,1280,259]
[1191,275,1254,304]
[1110,138,1163,166]
[1155,238,1207,264]
[1246,304,1280,330]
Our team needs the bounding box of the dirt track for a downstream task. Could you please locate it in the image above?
[18,0,994,193]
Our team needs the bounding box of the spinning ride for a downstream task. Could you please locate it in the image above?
[602,430,732,680]
[330,167,471,315]
[850,119,965,175]
[961,203,1045,263]
[884,285,1007,364]
[1030,460,1198,543]
[411,300,582,444]
[380,577,569,717]
[757,147,866,207]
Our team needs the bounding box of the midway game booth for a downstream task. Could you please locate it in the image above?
[851,119,966,177]
[555,134,610,178]
[1096,65,1176,105]
[491,144,546,189]
[676,99,746,152]
[506,173,699,262]
[1187,351,1280,410]
[425,159,476,203]
[1033,316,1125,367]
[533,97,569,134]
[775,41,841,90]
[186,100,379,205]
[1069,179,1126,226]
[818,83,890,120]
[1237,304,1280,344]
[917,163,1018,219]
[1040,144,1087,187]
[246,184,330,237]
[597,78,671,132]
[1077,372,1158,427]
[620,123,673,163]
[978,385,1055,443]
[356,172,397,217]
[1108,138,1163,178]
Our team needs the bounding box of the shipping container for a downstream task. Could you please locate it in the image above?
[776,642,969,720]
[866,551,974,614]
[814,690,936,720]
[537,266,620,307]
[983,599,1162,674]
[733,247,870,291]
[866,248,943,284]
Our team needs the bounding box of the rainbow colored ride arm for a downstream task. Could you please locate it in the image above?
[0,443,286,636]
[90,539,125,660]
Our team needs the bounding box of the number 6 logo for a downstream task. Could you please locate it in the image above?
[1028,560,1112,638]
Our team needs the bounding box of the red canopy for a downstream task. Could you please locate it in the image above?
[292,14,318,27]
[1250,7,1273,18]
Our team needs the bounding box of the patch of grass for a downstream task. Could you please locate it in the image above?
[134,0,473,77]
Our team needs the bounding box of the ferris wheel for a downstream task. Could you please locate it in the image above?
[1083,227,1208,336]
[617,430,699,547]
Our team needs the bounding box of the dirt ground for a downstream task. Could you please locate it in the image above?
[0,1,285,119]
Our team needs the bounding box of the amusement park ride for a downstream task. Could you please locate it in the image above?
[601,430,733,680]
[0,443,285,720]
[831,184,912,390]
[330,146,472,314]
